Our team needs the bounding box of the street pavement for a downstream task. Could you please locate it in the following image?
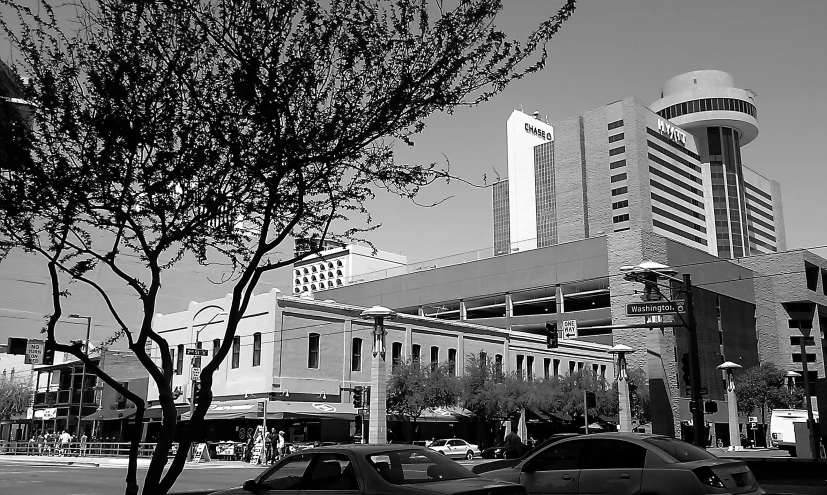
[1,456,824,495]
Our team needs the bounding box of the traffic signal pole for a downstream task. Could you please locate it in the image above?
[684,274,706,448]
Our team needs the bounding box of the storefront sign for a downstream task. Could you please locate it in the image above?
[657,119,686,146]
[34,407,57,420]
[525,123,551,141]
[312,403,336,413]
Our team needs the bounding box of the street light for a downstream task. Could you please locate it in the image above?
[68,314,92,439]
[619,261,706,448]
[609,344,635,432]
[189,311,227,420]
[360,306,395,444]
[785,371,801,393]
[717,361,743,451]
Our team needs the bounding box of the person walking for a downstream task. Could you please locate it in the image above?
[37,432,45,455]
[79,432,88,457]
[503,427,523,460]
[59,430,71,456]
[269,428,279,464]
[277,430,286,460]
[263,429,272,465]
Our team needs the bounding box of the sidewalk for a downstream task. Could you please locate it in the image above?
[0,454,263,469]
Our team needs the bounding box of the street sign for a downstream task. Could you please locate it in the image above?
[626,301,685,316]
[26,339,45,365]
[749,423,758,430]
[562,320,578,339]
[191,367,201,382]
[186,348,209,356]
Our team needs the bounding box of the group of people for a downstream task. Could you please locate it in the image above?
[27,431,89,456]
[243,428,286,464]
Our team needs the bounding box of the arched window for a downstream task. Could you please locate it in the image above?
[311,284,317,291]
[327,281,334,288]
[303,268,309,274]
[295,279,301,285]
[327,262,334,269]
[336,279,343,286]
[336,269,343,276]
[337,260,343,267]
[294,270,301,276]
[311,266,317,273]
[294,288,301,294]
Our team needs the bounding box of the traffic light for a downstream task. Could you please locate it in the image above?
[689,401,697,412]
[585,391,596,408]
[42,341,55,365]
[545,322,559,349]
[6,337,28,355]
[681,353,690,386]
[352,386,363,408]
[364,386,371,408]
[192,382,201,405]
[704,401,718,414]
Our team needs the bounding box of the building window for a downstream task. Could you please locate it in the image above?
[613,214,630,223]
[608,133,624,143]
[607,119,624,130]
[593,363,599,377]
[611,186,628,196]
[526,356,534,380]
[430,346,439,370]
[412,344,421,362]
[495,354,503,374]
[609,159,626,170]
[213,339,220,357]
[612,200,629,209]
[577,362,584,371]
[479,351,487,364]
[231,337,240,369]
[351,338,363,372]
[544,358,551,379]
[553,359,560,377]
[610,173,627,183]
[308,333,320,369]
[169,346,176,375]
[448,349,457,376]
[609,146,625,157]
[252,333,262,367]
[569,361,576,374]
[392,342,402,365]
[176,344,184,375]
[516,355,524,378]
[600,365,607,389]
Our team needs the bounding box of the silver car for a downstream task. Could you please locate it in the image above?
[480,432,764,495]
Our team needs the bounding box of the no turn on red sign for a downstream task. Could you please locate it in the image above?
[26,339,45,365]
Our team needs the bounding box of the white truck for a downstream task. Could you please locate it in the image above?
[770,408,820,455]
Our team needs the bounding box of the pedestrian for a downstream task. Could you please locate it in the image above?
[263,429,272,465]
[503,427,523,459]
[244,435,254,463]
[59,430,71,456]
[37,431,44,455]
[277,430,286,460]
[269,428,279,464]
[28,434,36,454]
[80,432,88,457]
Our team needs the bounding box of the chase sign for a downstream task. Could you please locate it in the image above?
[657,119,687,146]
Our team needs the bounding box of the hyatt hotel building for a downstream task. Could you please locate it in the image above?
[494,70,786,259]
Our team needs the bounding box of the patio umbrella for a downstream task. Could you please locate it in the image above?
[517,409,527,442]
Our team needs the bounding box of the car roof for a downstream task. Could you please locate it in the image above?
[304,443,426,454]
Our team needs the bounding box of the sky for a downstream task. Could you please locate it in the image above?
[2,0,825,265]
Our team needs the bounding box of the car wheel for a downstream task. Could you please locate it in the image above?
[439,451,445,455]
[466,451,474,460]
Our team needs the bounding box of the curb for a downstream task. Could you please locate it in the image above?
[0,458,100,468]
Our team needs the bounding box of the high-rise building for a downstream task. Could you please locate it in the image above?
[293,244,407,295]
[493,71,786,259]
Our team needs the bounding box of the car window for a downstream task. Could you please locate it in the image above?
[644,438,717,463]
[367,449,475,485]
[303,453,359,491]
[430,439,447,447]
[259,453,313,490]
[583,439,647,469]
[526,439,586,471]
[448,440,462,447]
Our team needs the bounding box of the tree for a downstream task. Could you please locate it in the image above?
[386,359,460,426]
[0,374,34,421]
[0,1,577,492]
[735,363,804,446]
[546,369,615,423]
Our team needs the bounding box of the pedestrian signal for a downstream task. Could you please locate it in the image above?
[545,322,559,349]
[352,386,363,409]
[681,353,690,386]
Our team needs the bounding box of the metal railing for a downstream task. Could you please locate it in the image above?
[0,440,180,458]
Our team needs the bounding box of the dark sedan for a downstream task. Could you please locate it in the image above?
[479,432,764,495]
[474,434,579,474]
[209,444,527,495]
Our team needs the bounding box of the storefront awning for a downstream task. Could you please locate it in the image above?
[385,406,474,423]
[180,400,360,421]
[82,408,137,421]
[142,404,191,421]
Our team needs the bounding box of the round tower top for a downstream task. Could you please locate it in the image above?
[661,70,735,97]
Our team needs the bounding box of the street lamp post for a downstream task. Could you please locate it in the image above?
[360,306,395,444]
[620,262,706,448]
[797,324,818,459]
[609,345,635,432]
[717,361,742,451]
[785,371,801,393]
[189,311,227,420]
[69,314,92,439]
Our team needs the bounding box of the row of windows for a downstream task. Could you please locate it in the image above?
[746,203,774,222]
[747,214,775,233]
[611,186,628,196]
[748,224,776,242]
[294,261,344,276]
[613,214,630,223]
[650,180,703,208]
[295,280,345,293]
[296,271,344,283]
[169,333,262,374]
[648,153,702,185]
[608,133,624,143]
[652,219,708,246]
[610,173,627,183]
[609,159,626,170]
[612,200,629,210]
[645,128,701,162]
[749,236,777,252]
[745,192,773,212]
[744,181,772,201]
[646,139,702,172]
[651,193,704,221]
[607,119,624,130]
[609,146,625,157]
[652,206,706,233]
[657,97,757,121]
[649,167,702,197]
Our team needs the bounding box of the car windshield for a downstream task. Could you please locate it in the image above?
[644,437,717,463]
[367,449,476,485]
[429,439,447,447]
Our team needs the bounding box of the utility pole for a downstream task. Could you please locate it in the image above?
[683,274,706,448]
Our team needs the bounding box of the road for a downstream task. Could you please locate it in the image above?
[1,458,824,495]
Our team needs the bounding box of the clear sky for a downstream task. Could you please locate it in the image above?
[365,0,827,263]
[3,0,825,265]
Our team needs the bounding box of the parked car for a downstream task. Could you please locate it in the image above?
[208,444,527,495]
[428,438,482,460]
[474,434,579,474]
[480,432,764,495]
[769,408,820,456]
